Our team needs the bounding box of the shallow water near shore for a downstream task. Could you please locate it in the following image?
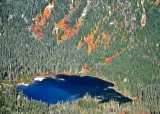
[16,74,132,105]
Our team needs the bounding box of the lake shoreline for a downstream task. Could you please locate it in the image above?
[0,73,115,87]
[16,75,133,105]
[1,74,137,102]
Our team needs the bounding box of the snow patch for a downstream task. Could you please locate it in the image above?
[34,77,45,81]
[17,82,29,86]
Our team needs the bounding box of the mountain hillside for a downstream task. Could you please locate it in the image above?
[0,0,160,113]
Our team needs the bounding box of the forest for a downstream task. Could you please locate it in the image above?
[0,0,160,113]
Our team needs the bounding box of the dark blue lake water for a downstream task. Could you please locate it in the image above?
[16,74,132,105]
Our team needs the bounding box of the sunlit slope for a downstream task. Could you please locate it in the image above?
[1,0,136,76]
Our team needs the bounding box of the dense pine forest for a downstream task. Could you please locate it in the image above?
[0,0,160,113]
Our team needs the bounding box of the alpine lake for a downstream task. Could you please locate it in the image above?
[16,74,132,105]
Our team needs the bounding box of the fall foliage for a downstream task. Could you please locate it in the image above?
[52,15,82,44]
[31,3,54,39]
[157,0,160,5]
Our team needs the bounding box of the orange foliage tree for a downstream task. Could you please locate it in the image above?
[52,15,82,44]
[31,3,54,39]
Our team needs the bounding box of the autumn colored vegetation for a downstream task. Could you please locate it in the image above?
[31,3,54,38]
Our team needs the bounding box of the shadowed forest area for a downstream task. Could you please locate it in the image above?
[0,0,160,113]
